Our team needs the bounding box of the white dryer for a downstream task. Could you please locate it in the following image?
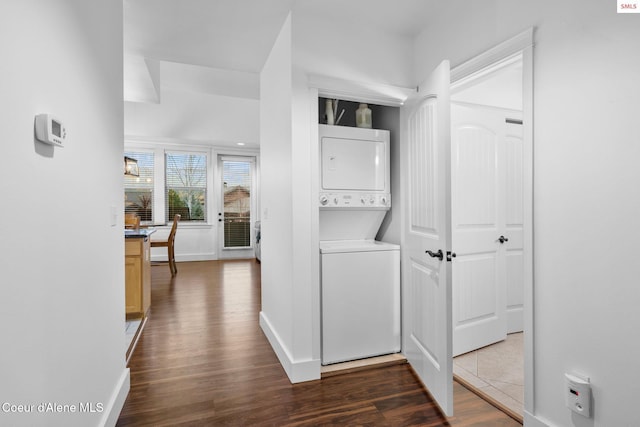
[318,124,391,241]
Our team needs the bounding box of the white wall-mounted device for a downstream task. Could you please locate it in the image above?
[35,114,66,147]
[565,372,592,418]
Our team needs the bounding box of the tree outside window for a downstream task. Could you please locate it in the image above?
[165,152,207,222]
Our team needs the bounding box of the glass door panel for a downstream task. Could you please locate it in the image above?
[221,158,253,249]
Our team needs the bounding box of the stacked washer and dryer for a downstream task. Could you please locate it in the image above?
[319,124,401,365]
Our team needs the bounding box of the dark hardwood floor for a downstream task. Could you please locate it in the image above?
[117,260,520,426]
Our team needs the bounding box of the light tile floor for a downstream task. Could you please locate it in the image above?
[125,318,142,350]
[453,332,524,417]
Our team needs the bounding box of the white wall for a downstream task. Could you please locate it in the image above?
[291,7,415,89]
[124,89,259,147]
[415,1,640,425]
[375,106,402,245]
[0,2,128,426]
[289,65,318,370]
[259,13,299,380]
[259,12,324,382]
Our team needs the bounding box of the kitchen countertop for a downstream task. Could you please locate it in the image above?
[124,228,156,238]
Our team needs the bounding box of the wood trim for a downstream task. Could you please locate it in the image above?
[321,354,407,378]
[521,42,535,415]
[450,28,534,84]
[308,74,414,107]
[454,373,524,424]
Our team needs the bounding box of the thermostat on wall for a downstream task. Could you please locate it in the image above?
[35,114,66,147]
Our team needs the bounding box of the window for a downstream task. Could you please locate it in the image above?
[165,152,207,222]
[124,151,154,223]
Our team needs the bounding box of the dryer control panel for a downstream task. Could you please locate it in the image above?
[319,192,390,209]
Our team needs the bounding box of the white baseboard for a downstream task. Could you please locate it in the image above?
[218,249,256,260]
[524,410,552,427]
[259,312,320,384]
[151,253,217,262]
[100,368,130,427]
[507,306,524,333]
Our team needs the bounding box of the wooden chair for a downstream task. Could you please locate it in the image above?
[151,214,180,276]
[124,213,140,229]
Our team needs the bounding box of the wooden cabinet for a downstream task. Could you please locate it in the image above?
[125,237,151,317]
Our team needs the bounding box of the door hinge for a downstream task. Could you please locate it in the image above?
[446,251,457,262]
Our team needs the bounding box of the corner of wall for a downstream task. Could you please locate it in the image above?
[259,312,320,383]
[100,369,131,427]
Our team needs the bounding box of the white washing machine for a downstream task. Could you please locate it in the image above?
[320,240,400,365]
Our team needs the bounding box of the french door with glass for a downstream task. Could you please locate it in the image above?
[219,156,256,258]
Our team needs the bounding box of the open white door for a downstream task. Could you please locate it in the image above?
[402,60,453,416]
[451,103,508,356]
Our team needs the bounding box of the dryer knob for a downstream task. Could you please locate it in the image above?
[381,197,387,205]
[333,197,339,205]
[320,196,328,206]
[369,197,374,204]
[360,197,366,204]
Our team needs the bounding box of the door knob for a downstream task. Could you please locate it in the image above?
[425,249,444,260]
[498,235,509,244]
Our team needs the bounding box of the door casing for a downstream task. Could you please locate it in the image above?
[450,28,534,415]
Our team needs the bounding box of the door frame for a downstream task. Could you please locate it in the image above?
[450,28,534,416]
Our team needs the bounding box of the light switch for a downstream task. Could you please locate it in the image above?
[110,206,117,227]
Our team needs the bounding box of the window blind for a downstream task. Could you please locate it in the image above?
[222,160,252,248]
[124,151,154,223]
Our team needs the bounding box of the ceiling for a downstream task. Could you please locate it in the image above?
[124,0,293,73]
[123,0,443,101]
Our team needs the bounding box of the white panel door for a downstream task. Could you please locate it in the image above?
[451,103,524,356]
[451,103,506,356]
[402,60,453,416]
